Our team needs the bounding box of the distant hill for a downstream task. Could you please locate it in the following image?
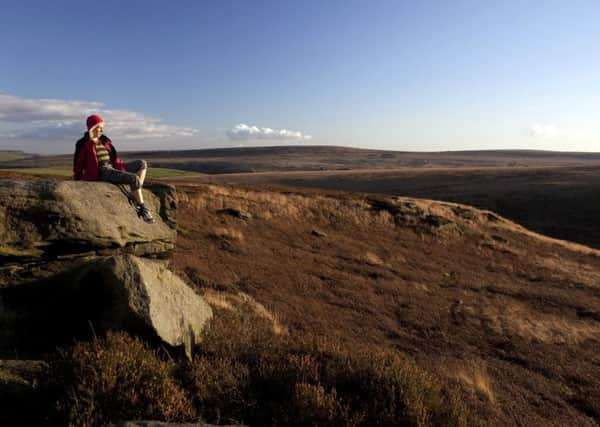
[0,150,33,162]
[3,145,600,173]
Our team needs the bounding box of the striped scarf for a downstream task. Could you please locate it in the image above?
[95,141,110,165]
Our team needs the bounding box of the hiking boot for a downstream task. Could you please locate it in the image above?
[138,205,155,224]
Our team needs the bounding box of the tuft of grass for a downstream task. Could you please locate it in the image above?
[362,251,384,266]
[455,364,496,403]
[209,227,244,241]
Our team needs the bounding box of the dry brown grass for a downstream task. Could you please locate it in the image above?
[451,361,496,404]
[201,289,236,311]
[362,251,385,266]
[183,183,399,229]
[236,292,287,335]
[534,254,600,288]
[201,289,287,336]
[479,302,600,345]
[209,226,244,241]
[489,219,600,256]
[169,182,600,426]
[450,298,600,345]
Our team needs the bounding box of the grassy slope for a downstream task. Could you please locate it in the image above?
[2,153,600,424]
[0,152,29,162]
[168,182,600,427]
[169,165,600,250]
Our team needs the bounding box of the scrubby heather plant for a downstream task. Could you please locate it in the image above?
[51,331,195,427]
[49,309,479,426]
[182,307,479,427]
[182,356,249,424]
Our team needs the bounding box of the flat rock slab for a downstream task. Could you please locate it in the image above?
[0,180,177,260]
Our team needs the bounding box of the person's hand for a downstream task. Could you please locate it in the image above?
[115,158,126,171]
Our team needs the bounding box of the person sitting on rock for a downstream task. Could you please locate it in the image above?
[73,114,155,223]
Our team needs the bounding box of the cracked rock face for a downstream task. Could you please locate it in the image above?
[1,255,212,358]
[0,180,177,261]
[77,255,213,357]
[0,179,211,360]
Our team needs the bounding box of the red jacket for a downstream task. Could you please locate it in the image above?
[73,136,125,181]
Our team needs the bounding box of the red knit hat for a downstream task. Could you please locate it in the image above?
[86,114,104,130]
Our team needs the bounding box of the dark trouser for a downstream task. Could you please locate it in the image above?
[99,159,147,191]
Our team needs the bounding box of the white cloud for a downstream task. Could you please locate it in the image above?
[528,123,565,139]
[227,123,312,141]
[0,93,198,141]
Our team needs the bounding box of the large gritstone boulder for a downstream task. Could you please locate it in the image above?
[92,255,213,356]
[0,180,177,262]
[0,255,212,358]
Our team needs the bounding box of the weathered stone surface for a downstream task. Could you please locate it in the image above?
[145,182,178,229]
[0,180,177,261]
[88,255,213,356]
[0,255,212,358]
[217,207,252,220]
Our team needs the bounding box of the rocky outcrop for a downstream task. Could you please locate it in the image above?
[0,180,177,263]
[0,255,212,358]
[0,179,211,360]
[76,255,212,357]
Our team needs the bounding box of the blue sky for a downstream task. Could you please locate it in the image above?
[1,0,599,153]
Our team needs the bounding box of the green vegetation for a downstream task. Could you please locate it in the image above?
[145,167,201,179]
[49,305,479,427]
[0,151,28,162]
